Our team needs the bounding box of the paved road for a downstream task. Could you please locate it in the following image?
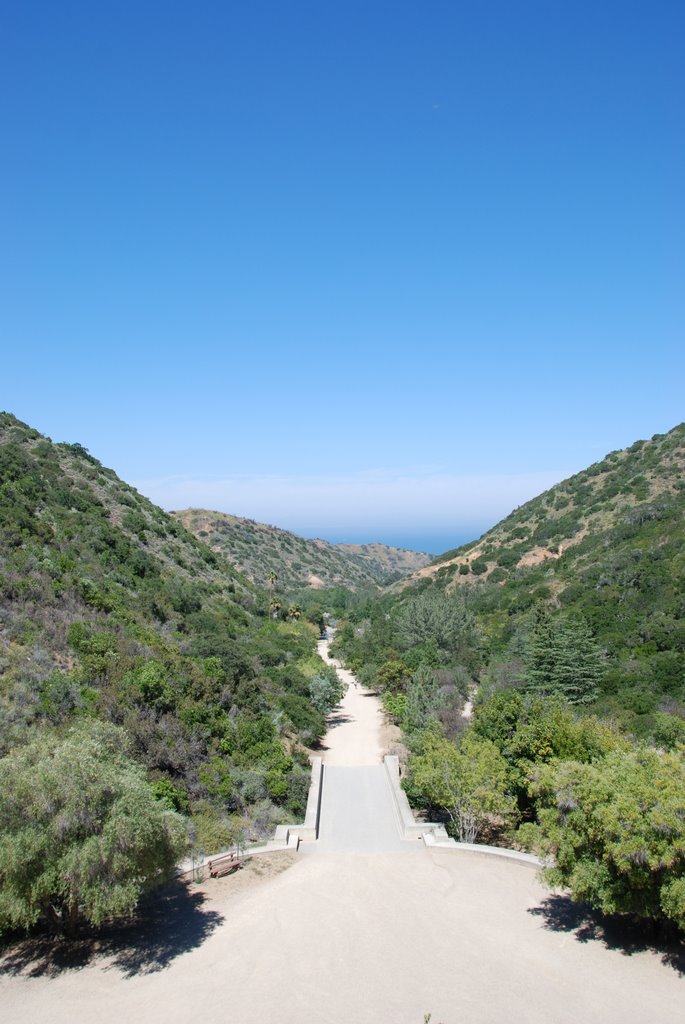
[310,765,421,854]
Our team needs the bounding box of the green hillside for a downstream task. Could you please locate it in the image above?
[0,413,338,851]
[336,423,685,737]
[174,508,431,591]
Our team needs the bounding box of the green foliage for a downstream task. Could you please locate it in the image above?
[375,659,411,693]
[472,691,623,815]
[150,778,189,813]
[403,666,441,733]
[0,721,188,935]
[407,729,516,842]
[525,609,604,704]
[382,691,408,724]
[526,747,685,931]
[394,590,481,672]
[308,668,346,715]
[0,414,334,857]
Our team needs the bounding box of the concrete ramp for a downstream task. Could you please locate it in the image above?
[312,765,421,854]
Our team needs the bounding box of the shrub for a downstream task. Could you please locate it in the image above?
[0,721,188,935]
[527,747,685,932]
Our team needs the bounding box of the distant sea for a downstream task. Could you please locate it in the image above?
[302,529,484,557]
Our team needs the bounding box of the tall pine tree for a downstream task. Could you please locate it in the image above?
[526,609,604,704]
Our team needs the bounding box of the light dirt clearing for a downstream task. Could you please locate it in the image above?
[2,849,682,1024]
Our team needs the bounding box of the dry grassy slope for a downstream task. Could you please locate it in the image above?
[400,423,685,591]
[173,510,431,591]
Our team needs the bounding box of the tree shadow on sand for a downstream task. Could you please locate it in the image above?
[0,881,224,980]
[529,894,685,976]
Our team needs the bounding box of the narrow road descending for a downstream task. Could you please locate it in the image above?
[315,766,416,853]
[312,635,418,853]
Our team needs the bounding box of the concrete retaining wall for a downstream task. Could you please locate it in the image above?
[268,756,323,848]
[384,755,430,840]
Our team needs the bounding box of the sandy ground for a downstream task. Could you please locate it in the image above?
[2,848,682,1024]
[315,636,388,766]
[2,640,683,1022]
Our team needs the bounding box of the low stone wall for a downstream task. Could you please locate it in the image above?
[384,755,431,841]
[383,755,542,867]
[268,756,323,848]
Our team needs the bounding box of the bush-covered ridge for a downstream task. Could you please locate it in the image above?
[427,422,685,578]
[174,508,431,591]
[334,422,685,739]
[0,412,335,855]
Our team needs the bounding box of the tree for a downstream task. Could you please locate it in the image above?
[395,591,480,672]
[403,666,441,733]
[525,607,557,693]
[408,729,516,843]
[375,659,411,693]
[472,691,623,819]
[549,617,604,704]
[308,669,346,715]
[0,721,188,936]
[526,747,685,932]
[525,610,604,704]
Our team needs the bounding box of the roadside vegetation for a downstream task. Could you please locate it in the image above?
[2,413,684,939]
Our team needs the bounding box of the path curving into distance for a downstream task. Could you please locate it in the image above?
[2,640,683,1023]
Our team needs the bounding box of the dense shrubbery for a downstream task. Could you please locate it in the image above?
[524,746,685,933]
[0,721,188,936]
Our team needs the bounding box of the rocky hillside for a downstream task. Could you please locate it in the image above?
[0,413,336,847]
[173,509,431,591]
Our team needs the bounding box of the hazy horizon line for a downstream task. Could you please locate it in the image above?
[131,466,576,553]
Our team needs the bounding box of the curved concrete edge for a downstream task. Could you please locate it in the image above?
[383,755,542,867]
[423,833,542,866]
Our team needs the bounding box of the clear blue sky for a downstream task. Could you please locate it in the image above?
[2,1,683,552]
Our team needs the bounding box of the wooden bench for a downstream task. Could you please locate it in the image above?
[208,854,241,878]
